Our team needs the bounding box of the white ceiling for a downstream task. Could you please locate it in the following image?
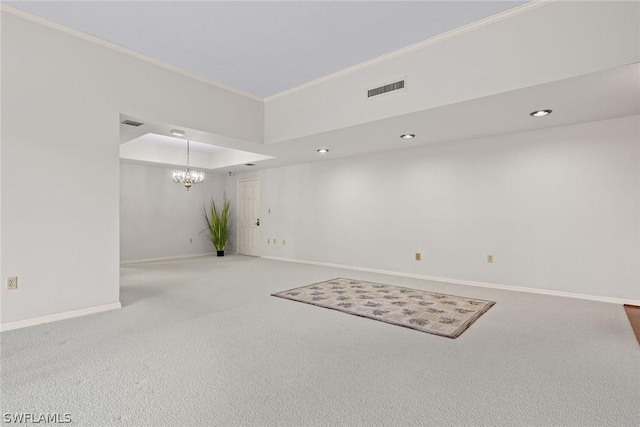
[134,134,225,154]
[120,64,640,173]
[6,0,526,98]
[262,64,640,166]
[120,133,273,169]
[9,1,638,173]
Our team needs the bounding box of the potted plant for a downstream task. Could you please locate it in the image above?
[202,196,231,256]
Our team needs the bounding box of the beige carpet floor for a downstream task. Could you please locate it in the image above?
[1,255,639,426]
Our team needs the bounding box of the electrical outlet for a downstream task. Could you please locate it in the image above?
[415,253,421,261]
[189,238,193,244]
[283,239,286,245]
[7,276,18,290]
[487,255,494,263]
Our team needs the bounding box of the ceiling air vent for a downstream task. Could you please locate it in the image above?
[367,79,405,98]
[122,120,144,127]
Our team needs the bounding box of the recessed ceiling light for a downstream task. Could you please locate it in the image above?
[400,134,415,139]
[170,129,185,136]
[529,109,552,117]
[245,163,256,166]
[317,148,329,154]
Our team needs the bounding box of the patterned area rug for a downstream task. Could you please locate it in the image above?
[272,278,495,338]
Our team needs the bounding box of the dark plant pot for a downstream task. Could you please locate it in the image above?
[217,250,225,257]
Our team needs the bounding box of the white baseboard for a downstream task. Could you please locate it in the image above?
[261,256,640,306]
[120,252,216,265]
[0,302,122,332]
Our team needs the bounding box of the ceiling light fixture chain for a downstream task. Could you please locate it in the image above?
[171,138,205,190]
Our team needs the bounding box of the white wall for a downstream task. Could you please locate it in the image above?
[1,3,638,327]
[120,163,226,262]
[265,1,640,143]
[235,116,640,301]
[0,11,263,325]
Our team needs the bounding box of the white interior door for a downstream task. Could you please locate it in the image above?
[237,179,261,256]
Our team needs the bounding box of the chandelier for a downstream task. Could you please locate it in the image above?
[171,139,204,190]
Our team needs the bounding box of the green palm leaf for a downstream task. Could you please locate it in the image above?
[201,196,231,251]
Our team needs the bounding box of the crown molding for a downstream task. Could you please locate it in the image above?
[264,0,556,102]
[1,1,556,104]
[0,4,264,102]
